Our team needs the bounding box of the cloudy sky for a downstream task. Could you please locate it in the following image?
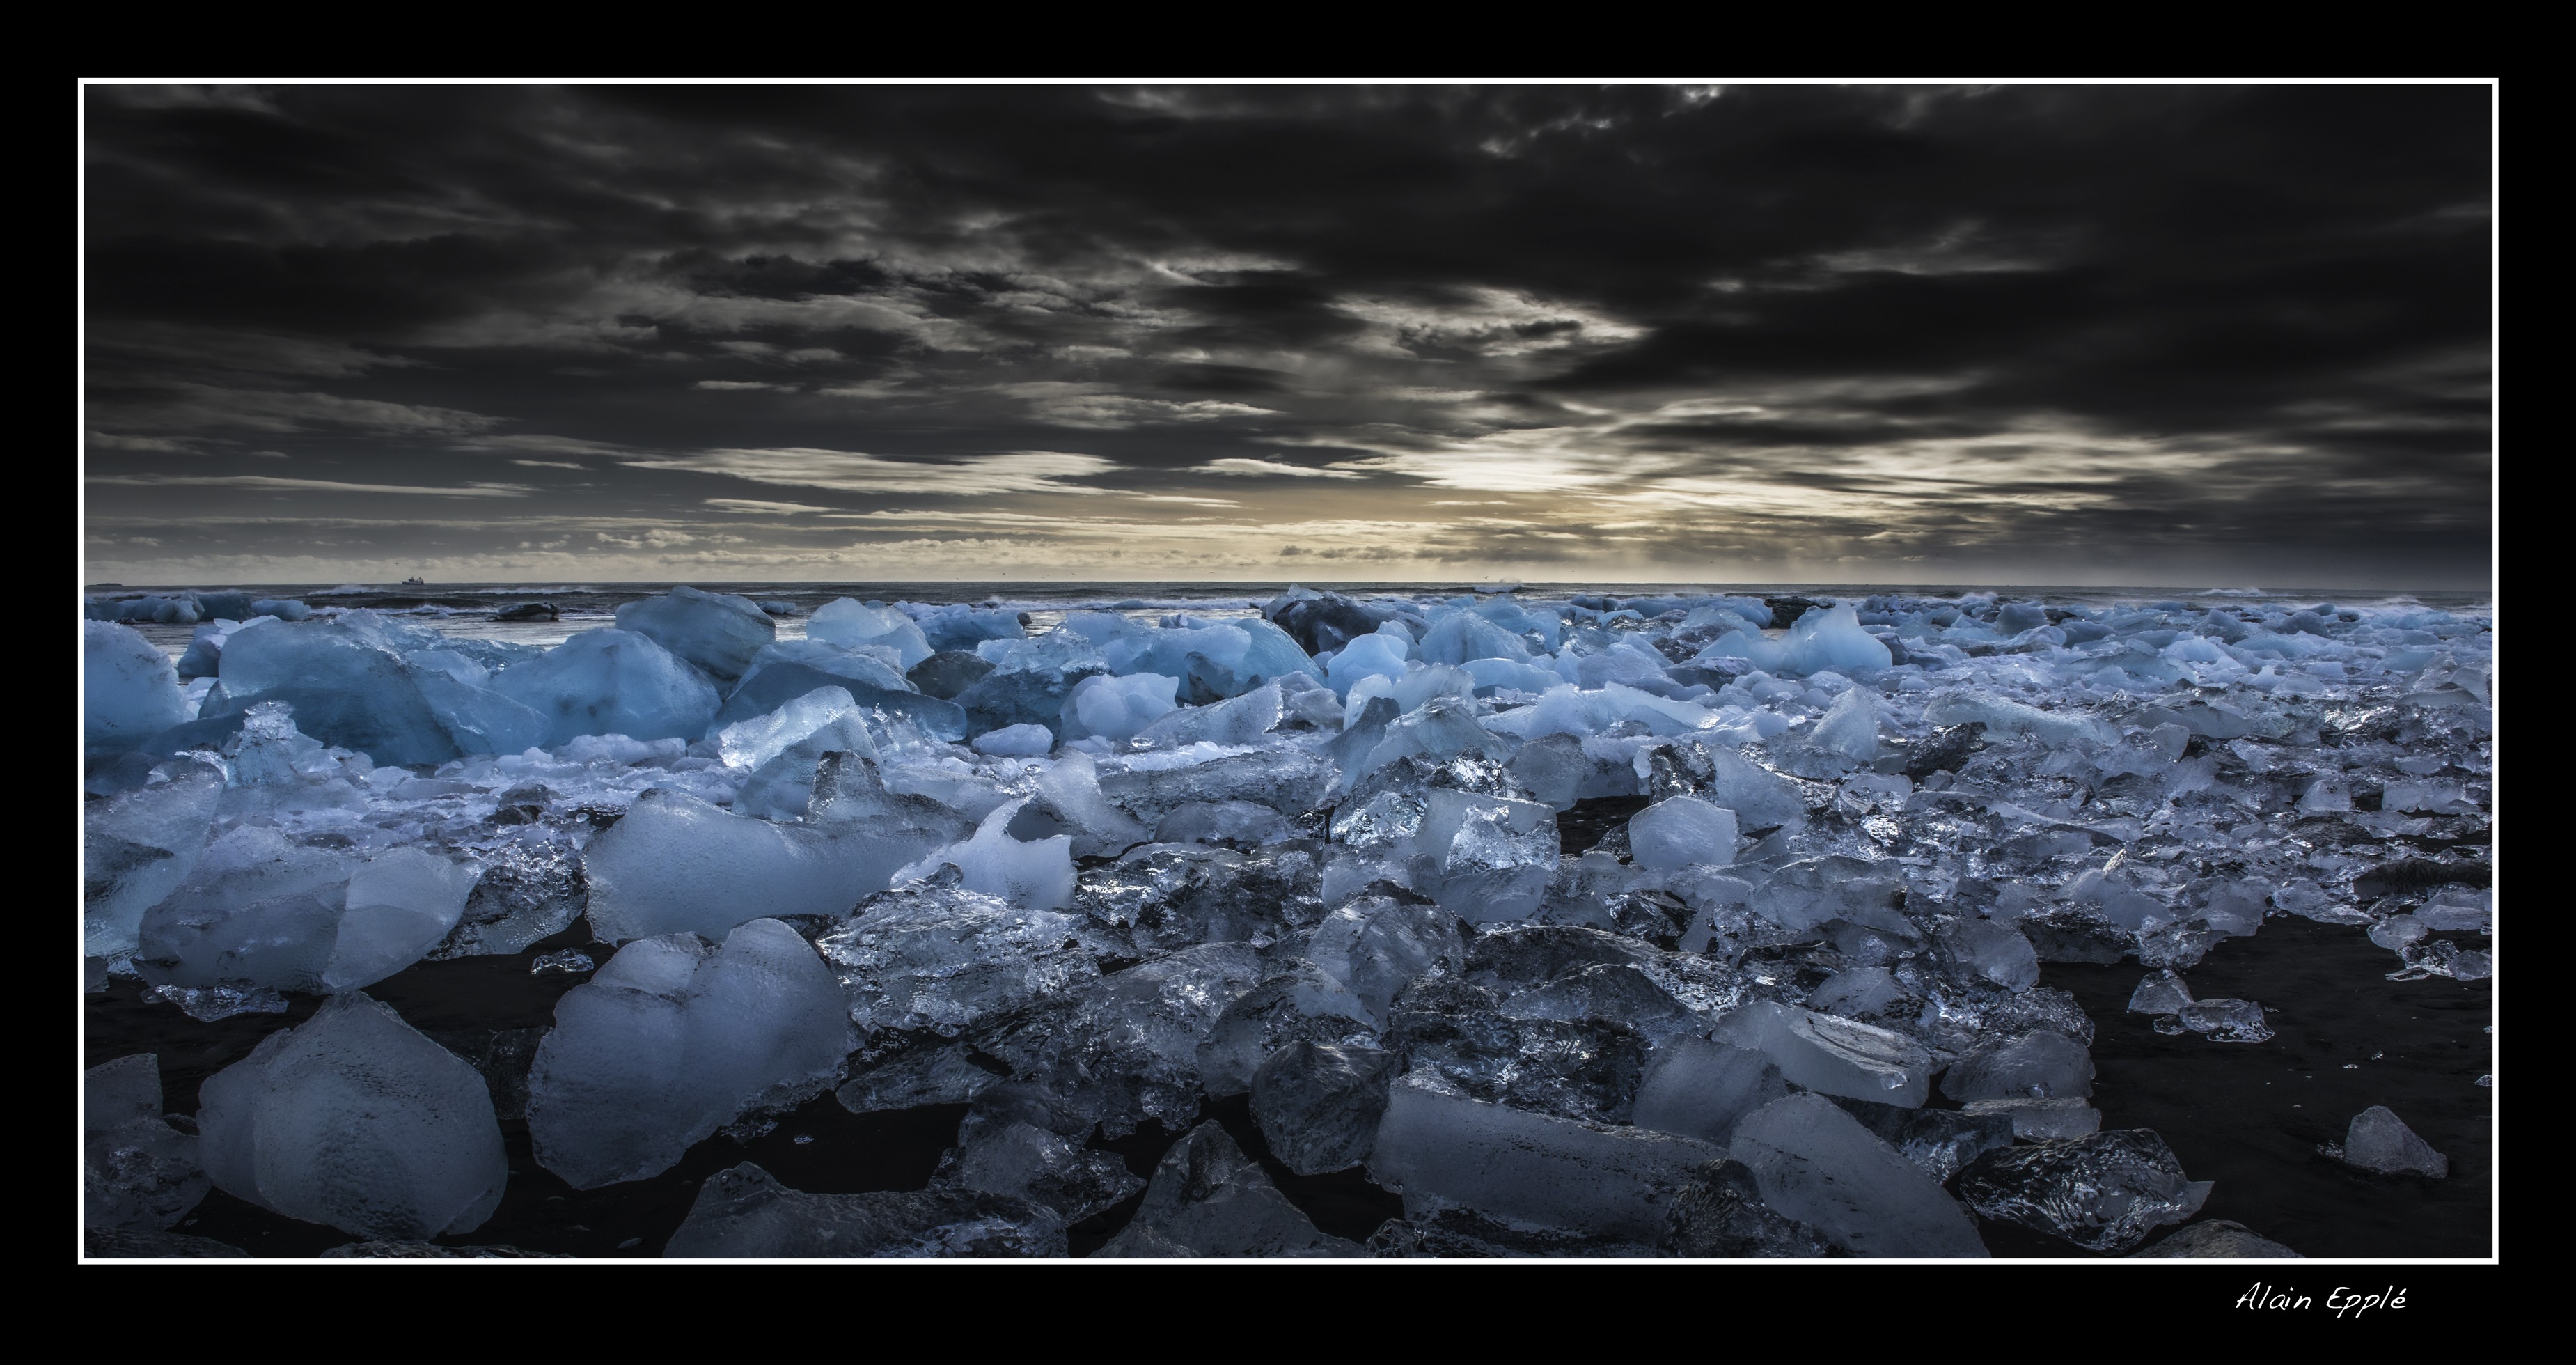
[81,83,2492,588]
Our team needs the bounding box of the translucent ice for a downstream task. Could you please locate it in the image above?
[818,880,1098,1041]
[808,598,935,671]
[2127,969,2194,1015]
[84,756,223,958]
[897,800,1077,911]
[492,628,721,747]
[2178,998,2273,1043]
[1807,685,1880,762]
[1933,918,2041,991]
[1366,1075,1721,1254]
[971,723,1055,756]
[1302,891,1467,1024]
[527,920,854,1188]
[1627,795,1739,872]
[197,993,508,1239]
[977,942,1268,1137]
[614,586,775,683]
[1628,1038,1788,1147]
[2343,1105,2447,1177]
[1725,1094,1988,1258]
[1940,1029,2096,1101]
[1956,1129,2208,1252]
[321,847,483,991]
[1922,689,2116,745]
[583,789,929,942]
[86,621,190,752]
[1962,1096,2103,1141]
[1195,963,1379,1097]
[1060,671,1180,742]
[1712,999,1933,1107]
[1131,680,1282,749]
[1659,1157,1837,1258]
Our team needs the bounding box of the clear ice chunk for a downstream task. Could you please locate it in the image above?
[1252,1041,1398,1176]
[2178,998,2274,1043]
[2341,1105,2448,1177]
[83,756,223,958]
[1628,1038,1787,1147]
[819,880,1098,1043]
[1940,1029,2096,1100]
[1626,795,1739,871]
[1728,1094,1988,1258]
[1955,1128,2209,1252]
[1712,999,1933,1107]
[1366,1075,1721,1255]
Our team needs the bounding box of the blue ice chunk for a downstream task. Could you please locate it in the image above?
[86,621,190,753]
[614,586,775,683]
[491,627,721,747]
[810,599,934,670]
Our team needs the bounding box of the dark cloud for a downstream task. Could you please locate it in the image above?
[81,83,2491,586]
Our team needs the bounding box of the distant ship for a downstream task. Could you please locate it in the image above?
[401,577,427,586]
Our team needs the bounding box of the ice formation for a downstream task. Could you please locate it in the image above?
[80,585,2491,1257]
[526,919,854,1188]
[196,994,508,1240]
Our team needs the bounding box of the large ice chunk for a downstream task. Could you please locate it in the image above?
[322,847,484,991]
[1712,999,1933,1107]
[583,788,928,942]
[819,880,1099,1042]
[1940,1029,2096,1101]
[1252,1041,1397,1176]
[1132,680,1282,749]
[975,942,1268,1137]
[86,621,191,752]
[1729,1094,1987,1258]
[492,628,721,746]
[808,598,936,671]
[1922,689,2116,745]
[665,1161,1063,1257]
[1303,891,1467,1024]
[718,639,963,738]
[1628,1038,1787,1147]
[1060,671,1179,742]
[1411,787,1560,925]
[1365,1075,1721,1254]
[614,586,775,682]
[1628,795,1739,872]
[526,920,854,1188]
[895,800,1076,911]
[1699,604,1891,677]
[196,993,508,1239]
[1956,1129,2209,1252]
[84,756,223,958]
[1807,685,1880,762]
[134,832,464,994]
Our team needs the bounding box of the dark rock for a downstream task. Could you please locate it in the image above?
[492,602,559,622]
[1266,590,1394,656]
[908,650,997,701]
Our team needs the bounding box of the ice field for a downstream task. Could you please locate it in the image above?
[81,583,2494,1257]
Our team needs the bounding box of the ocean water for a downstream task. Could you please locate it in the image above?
[96,579,2497,658]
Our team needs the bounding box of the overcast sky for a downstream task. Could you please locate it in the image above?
[82,83,2492,588]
